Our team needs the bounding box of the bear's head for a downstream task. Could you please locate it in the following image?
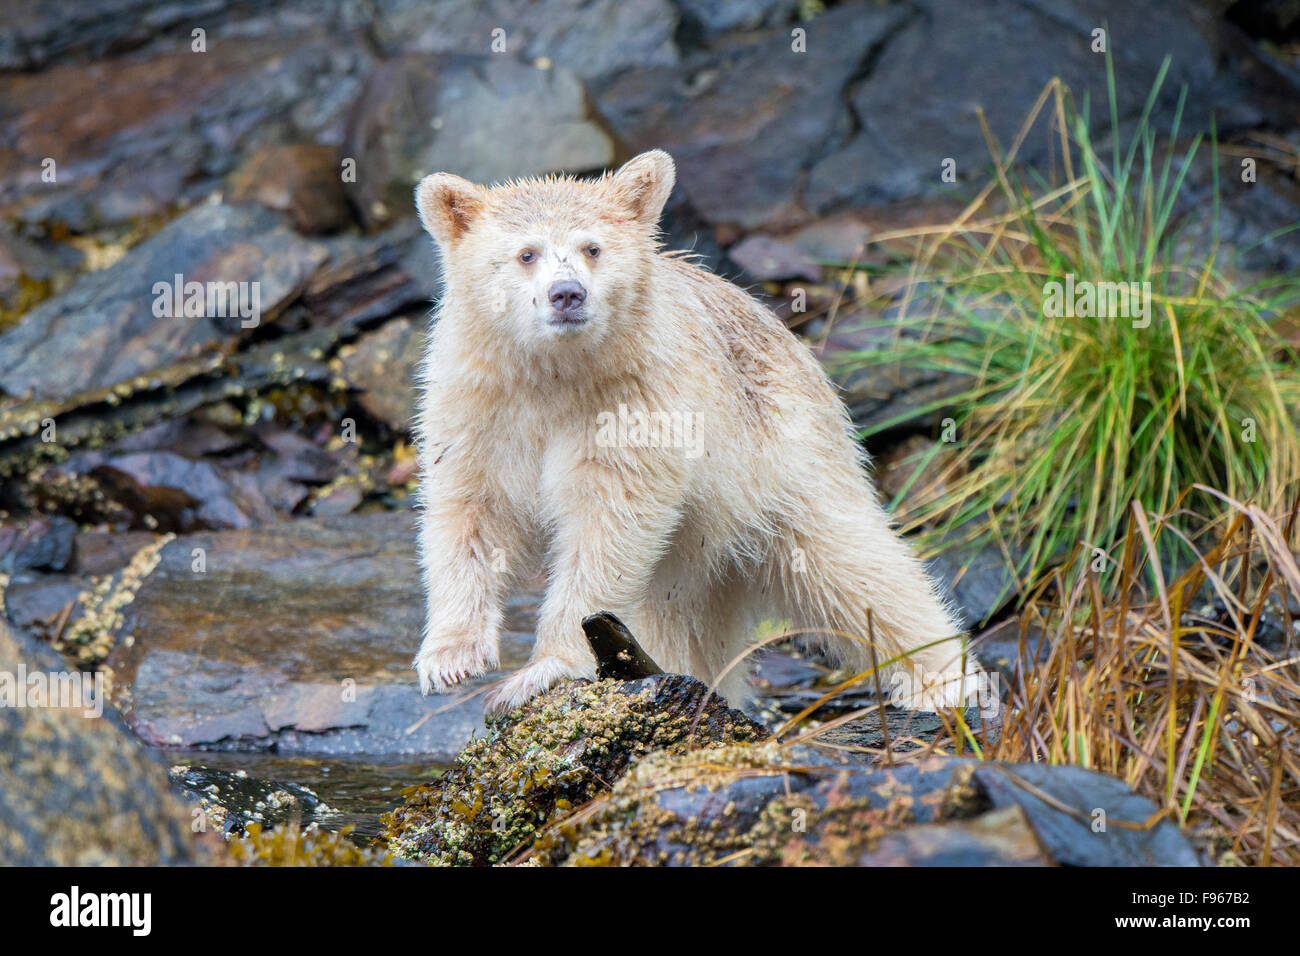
[415,151,675,354]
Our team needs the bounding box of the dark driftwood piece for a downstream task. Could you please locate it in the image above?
[582,611,665,680]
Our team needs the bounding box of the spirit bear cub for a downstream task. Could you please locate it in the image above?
[412,150,975,714]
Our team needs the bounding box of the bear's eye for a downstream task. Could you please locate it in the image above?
[584,244,600,260]
[518,250,536,264]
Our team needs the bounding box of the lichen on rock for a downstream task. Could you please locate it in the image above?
[531,743,992,866]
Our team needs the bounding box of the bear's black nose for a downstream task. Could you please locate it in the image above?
[548,280,587,315]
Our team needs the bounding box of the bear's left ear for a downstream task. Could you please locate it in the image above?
[415,172,485,246]
[608,150,675,226]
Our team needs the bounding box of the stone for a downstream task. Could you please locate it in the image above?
[43,450,280,531]
[0,515,76,573]
[0,618,212,864]
[807,0,1261,211]
[369,0,679,80]
[973,763,1202,866]
[595,4,911,230]
[728,234,823,282]
[343,54,614,229]
[101,512,537,757]
[0,17,373,229]
[535,745,1200,866]
[0,202,328,402]
[675,0,802,38]
[227,143,354,235]
[926,528,1020,628]
[385,673,769,865]
[336,315,426,430]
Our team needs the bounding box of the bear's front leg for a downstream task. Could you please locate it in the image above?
[413,489,517,695]
[483,457,684,714]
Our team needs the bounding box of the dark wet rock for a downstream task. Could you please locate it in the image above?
[336,315,425,430]
[658,191,736,277]
[783,215,870,264]
[0,0,303,70]
[0,619,213,864]
[306,480,366,517]
[101,512,535,757]
[535,746,1200,866]
[728,234,822,282]
[169,764,335,837]
[1181,147,1300,275]
[0,322,338,481]
[254,426,341,485]
[808,0,1261,212]
[108,415,245,459]
[370,0,679,80]
[537,745,988,865]
[0,18,373,229]
[0,228,79,324]
[301,223,439,327]
[595,4,911,230]
[70,529,162,576]
[675,0,802,38]
[227,143,355,235]
[926,528,1020,628]
[2,571,88,644]
[42,450,279,531]
[972,619,1053,684]
[812,706,990,753]
[385,673,768,865]
[821,328,973,436]
[343,54,613,230]
[750,642,997,746]
[973,763,1201,866]
[0,203,328,403]
[0,514,75,572]
[279,221,441,335]
[1224,0,1300,37]
[846,804,1052,866]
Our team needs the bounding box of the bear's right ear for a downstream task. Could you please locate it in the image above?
[415,173,484,246]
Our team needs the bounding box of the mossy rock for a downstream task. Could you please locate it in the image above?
[531,745,1204,867]
[384,674,768,865]
[533,743,992,866]
[0,620,213,865]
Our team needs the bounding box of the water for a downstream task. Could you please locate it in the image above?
[164,749,448,845]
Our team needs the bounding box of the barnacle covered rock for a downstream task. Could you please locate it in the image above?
[384,673,768,865]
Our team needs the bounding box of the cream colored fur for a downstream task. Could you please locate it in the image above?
[411,150,976,714]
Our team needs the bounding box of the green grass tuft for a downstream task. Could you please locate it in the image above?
[832,58,1300,601]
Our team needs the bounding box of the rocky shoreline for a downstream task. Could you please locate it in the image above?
[3,0,1297,866]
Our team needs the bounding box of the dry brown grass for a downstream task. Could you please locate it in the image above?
[824,487,1300,865]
